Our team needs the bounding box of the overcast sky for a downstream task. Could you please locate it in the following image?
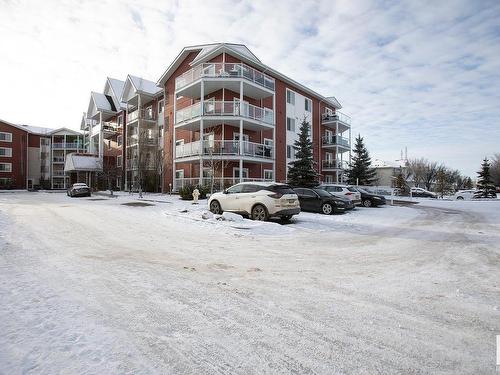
[1,0,499,177]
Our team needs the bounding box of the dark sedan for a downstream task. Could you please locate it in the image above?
[293,187,350,214]
[352,187,386,207]
[67,183,91,197]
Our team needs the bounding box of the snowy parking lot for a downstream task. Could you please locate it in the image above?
[1,191,499,374]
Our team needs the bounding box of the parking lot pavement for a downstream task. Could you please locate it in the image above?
[0,192,499,374]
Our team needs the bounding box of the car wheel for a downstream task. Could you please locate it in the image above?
[210,200,222,215]
[251,204,268,221]
[456,196,464,200]
[321,203,333,215]
[363,199,372,207]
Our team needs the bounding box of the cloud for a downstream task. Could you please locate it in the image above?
[0,0,498,176]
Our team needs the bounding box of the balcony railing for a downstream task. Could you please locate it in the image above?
[322,160,348,170]
[175,62,275,92]
[322,136,350,148]
[126,160,156,170]
[128,109,156,123]
[53,157,65,163]
[176,140,273,159]
[174,177,272,191]
[176,101,274,126]
[102,121,118,132]
[52,171,66,176]
[52,142,83,149]
[322,111,352,126]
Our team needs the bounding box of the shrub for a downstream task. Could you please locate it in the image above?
[179,184,209,200]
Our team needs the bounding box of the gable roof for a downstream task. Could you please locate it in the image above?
[105,78,126,110]
[0,118,75,136]
[156,42,342,109]
[64,153,102,172]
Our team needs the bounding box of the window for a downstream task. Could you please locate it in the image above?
[264,169,274,181]
[0,147,12,157]
[227,184,244,194]
[241,184,261,193]
[175,170,184,179]
[286,89,295,105]
[0,132,12,142]
[0,163,12,172]
[233,168,248,179]
[117,135,122,147]
[305,98,312,112]
[117,115,123,128]
[302,189,317,198]
[117,155,122,167]
[286,117,295,131]
[286,145,295,159]
[158,100,164,114]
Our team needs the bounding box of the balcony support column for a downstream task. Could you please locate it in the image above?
[272,92,276,182]
[199,81,205,187]
[239,81,243,183]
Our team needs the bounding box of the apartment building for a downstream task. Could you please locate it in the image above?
[77,43,351,192]
[156,43,351,191]
[0,119,84,189]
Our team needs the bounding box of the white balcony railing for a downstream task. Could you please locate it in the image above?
[128,109,156,123]
[175,62,275,92]
[322,160,348,170]
[176,101,274,126]
[175,140,273,159]
[102,121,118,132]
[322,135,350,148]
[322,111,352,125]
[52,142,83,149]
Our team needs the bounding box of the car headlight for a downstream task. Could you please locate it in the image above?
[374,196,381,200]
[336,201,346,205]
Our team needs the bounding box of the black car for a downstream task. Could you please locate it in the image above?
[352,187,386,207]
[293,187,349,214]
[67,183,91,197]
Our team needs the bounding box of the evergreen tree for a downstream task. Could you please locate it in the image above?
[346,135,376,185]
[475,158,496,198]
[287,119,318,187]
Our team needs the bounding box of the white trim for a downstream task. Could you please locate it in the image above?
[263,169,273,181]
[0,132,12,142]
[0,162,12,172]
[0,147,12,157]
[232,167,248,179]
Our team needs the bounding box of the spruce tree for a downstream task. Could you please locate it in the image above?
[287,119,318,187]
[346,135,376,185]
[476,158,496,198]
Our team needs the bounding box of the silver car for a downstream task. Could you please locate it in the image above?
[318,184,362,205]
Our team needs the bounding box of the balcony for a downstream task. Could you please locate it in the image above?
[127,109,156,123]
[52,157,65,163]
[322,160,348,171]
[322,111,351,132]
[322,135,350,150]
[176,140,273,160]
[176,101,274,130]
[176,62,275,91]
[126,159,155,170]
[52,170,66,177]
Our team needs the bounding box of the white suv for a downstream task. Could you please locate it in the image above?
[453,190,478,200]
[318,184,362,205]
[208,182,300,221]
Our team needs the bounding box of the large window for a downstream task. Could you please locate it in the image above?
[0,163,12,172]
[117,155,122,167]
[286,117,295,132]
[0,147,12,157]
[286,145,295,159]
[0,132,12,142]
[286,89,295,105]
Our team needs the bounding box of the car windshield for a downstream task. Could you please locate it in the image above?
[314,189,332,197]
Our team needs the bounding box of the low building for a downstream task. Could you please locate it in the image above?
[373,159,407,187]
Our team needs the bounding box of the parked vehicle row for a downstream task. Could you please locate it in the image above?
[208,182,386,221]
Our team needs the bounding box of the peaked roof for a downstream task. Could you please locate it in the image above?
[0,118,79,136]
[156,42,342,109]
[64,153,102,172]
[105,78,126,110]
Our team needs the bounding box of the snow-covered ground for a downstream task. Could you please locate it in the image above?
[0,191,499,374]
